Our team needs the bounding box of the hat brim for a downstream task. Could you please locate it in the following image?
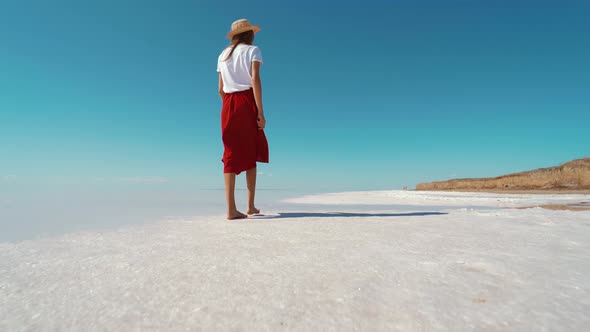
[226,25,261,39]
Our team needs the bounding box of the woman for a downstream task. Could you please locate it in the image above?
[217,19,269,220]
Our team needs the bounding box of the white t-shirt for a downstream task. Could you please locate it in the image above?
[217,44,263,93]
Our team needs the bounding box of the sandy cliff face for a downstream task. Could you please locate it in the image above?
[416,158,590,191]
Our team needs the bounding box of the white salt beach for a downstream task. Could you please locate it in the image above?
[1,190,590,331]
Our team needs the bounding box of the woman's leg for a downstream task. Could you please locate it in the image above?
[246,167,260,214]
[224,172,246,219]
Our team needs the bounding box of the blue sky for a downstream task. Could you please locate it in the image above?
[1,0,589,192]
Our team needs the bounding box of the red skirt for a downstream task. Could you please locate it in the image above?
[221,89,269,174]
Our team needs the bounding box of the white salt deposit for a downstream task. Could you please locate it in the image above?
[1,190,589,331]
[284,190,589,208]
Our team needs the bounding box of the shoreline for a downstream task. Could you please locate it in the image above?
[515,204,590,211]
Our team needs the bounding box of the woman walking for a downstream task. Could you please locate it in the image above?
[217,19,269,220]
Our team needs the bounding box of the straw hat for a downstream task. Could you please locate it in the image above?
[226,19,261,39]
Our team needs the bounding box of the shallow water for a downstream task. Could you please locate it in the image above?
[3,188,583,243]
[2,188,413,242]
[0,188,302,242]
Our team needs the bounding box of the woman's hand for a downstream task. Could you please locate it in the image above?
[251,61,265,130]
[257,114,266,129]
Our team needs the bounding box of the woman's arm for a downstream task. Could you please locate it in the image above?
[218,73,225,99]
[251,61,265,129]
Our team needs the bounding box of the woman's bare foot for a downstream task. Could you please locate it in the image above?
[247,207,260,215]
[227,211,248,220]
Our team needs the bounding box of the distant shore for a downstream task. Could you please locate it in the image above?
[415,157,590,193]
[414,188,590,195]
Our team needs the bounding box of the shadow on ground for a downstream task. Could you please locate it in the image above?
[254,212,448,219]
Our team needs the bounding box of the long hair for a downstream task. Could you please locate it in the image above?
[223,30,255,61]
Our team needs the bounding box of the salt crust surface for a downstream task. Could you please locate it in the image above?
[1,191,590,331]
[284,190,589,207]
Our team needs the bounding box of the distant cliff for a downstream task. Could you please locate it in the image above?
[416,158,590,191]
